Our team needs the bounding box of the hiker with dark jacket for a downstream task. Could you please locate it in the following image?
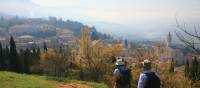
[137,59,162,88]
[113,58,131,88]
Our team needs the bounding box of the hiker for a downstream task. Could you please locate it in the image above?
[113,58,131,88]
[137,59,161,88]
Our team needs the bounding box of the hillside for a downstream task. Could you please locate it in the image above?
[0,71,108,88]
[0,16,111,40]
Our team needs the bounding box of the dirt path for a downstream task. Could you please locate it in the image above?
[58,83,92,88]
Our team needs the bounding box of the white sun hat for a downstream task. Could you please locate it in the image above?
[115,59,125,66]
[142,59,151,65]
[142,59,151,70]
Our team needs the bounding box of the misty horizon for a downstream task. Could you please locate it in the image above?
[0,0,200,41]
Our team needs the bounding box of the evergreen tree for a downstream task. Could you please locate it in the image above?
[43,42,48,52]
[36,47,40,64]
[4,46,10,70]
[125,39,128,48]
[24,48,31,73]
[185,59,190,77]
[0,42,5,70]
[91,31,99,40]
[169,58,175,73]
[9,36,20,72]
[191,56,199,81]
[32,46,36,64]
[19,49,25,73]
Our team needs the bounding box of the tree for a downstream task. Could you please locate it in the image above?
[185,59,190,77]
[36,47,40,64]
[0,42,5,70]
[4,46,10,70]
[9,36,20,72]
[175,20,200,54]
[190,56,199,81]
[125,39,128,48]
[78,27,123,82]
[91,31,99,40]
[169,58,175,73]
[43,42,48,52]
[40,50,68,77]
[24,48,31,73]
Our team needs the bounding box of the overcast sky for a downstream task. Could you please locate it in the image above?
[0,0,200,40]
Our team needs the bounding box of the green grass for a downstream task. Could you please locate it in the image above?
[0,71,109,88]
[0,71,57,88]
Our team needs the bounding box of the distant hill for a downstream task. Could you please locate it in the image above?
[0,15,112,40]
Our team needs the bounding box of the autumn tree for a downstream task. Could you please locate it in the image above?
[77,27,122,83]
[40,50,68,77]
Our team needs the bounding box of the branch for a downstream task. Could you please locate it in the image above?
[175,30,200,54]
[176,20,200,41]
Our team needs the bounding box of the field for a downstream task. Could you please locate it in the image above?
[0,71,108,88]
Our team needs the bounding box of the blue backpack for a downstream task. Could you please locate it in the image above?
[144,72,160,88]
[117,66,131,86]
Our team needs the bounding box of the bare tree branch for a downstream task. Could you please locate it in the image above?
[175,19,200,54]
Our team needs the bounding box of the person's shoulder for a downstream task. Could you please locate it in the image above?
[139,73,148,79]
[114,68,120,71]
[114,68,120,74]
[113,68,121,76]
[140,73,146,76]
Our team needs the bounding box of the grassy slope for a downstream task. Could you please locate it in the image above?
[0,71,57,88]
[0,71,108,88]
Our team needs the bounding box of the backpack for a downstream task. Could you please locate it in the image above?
[116,66,131,86]
[144,72,160,88]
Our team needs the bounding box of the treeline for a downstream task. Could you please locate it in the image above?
[0,36,40,73]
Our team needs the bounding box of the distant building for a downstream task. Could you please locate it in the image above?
[16,35,34,43]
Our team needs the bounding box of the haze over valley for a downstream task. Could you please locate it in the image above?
[1,0,200,41]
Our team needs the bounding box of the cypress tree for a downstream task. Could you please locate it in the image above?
[191,56,199,81]
[43,42,48,52]
[5,46,10,70]
[9,36,20,72]
[19,49,24,73]
[36,47,40,64]
[0,42,5,70]
[169,58,175,73]
[32,46,36,64]
[24,48,31,73]
[185,59,190,77]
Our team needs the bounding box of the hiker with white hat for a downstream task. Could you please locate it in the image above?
[113,58,131,88]
[137,59,161,88]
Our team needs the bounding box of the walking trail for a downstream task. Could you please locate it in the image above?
[58,83,92,88]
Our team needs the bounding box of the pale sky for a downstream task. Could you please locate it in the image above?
[0,0,200,40]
